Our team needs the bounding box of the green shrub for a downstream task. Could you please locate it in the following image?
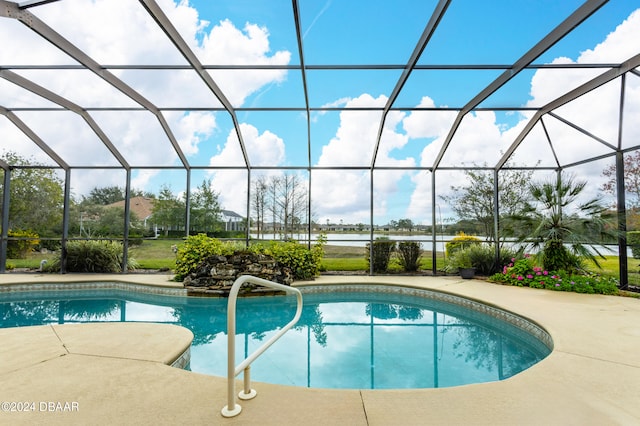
[396,241,422,272]
[495,246,519,273]
[174,234,241,280]
[445,232,481,257]
[465,244,508,276]
[253,237,325,280]
[629,231,640,259]
[541,239,581,272]
[7,229,40,259]
[443,248,473,274]
[37,237,61,252]
[45,240,137,273]
[208,230,245,239]
[365,238,396,273]
[128,232,144,246]
[162,230,187,238]
[444,244,518,275]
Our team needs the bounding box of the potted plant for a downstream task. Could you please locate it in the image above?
[448,248,475,279]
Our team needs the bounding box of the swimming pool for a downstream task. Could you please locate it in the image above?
[0,283,552,389]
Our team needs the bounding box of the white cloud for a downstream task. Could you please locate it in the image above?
[208,123,285,212]
[623,74,640,149]
[579,9,640,63]
[172,111,217,157]
[310,97,350,122]
[405,170,432,222]
[316,93,385,166]
[527,57,603,106]
[210,122,285,167]
[402,96,457,139]
[130,169,160,192]
[198,19,291,106]
[311,170,370,224]
[32,0,188,65]
[311,94,415,223]
[0,116,58,166]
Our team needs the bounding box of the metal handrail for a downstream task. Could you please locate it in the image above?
[221,275,303,418]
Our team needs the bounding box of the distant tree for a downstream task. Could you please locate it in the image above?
[70,203,101,237]
[263,173,309,239]
[277,173,307,238]
[447,219,483,236]
[601,150,640,208]
[266,176,279,236]
[627,208,640,231]
[397,218,414,232]
[95,207,141,237]
[190,179,222,233]
[440,163,536,243]
[0,151,64,236]
[251,175,268,238]
[82,186,151,206]
[70,205,141,238]
[84,186,125,205]
[151,185,184,236]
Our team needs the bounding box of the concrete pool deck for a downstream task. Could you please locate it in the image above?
[0,273,639,425]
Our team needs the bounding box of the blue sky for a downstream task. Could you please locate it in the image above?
[0,0,639,225]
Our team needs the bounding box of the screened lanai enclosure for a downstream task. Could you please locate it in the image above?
[0,0,639,287]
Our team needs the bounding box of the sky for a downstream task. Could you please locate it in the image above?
[0,0,639,226]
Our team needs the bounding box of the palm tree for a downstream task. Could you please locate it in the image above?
[511,172,617,271]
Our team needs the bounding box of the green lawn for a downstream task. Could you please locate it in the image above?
[585,255,640,286]
[6,238,181,271]
[321,245,446,272]
[129,239,180,270]
[6,240,639,287]
[7,255,55,269]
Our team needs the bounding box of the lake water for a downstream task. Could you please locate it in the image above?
[252,233,455,251]
[251,233,630,256]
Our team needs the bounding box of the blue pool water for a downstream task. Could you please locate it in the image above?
[0,284,551,389]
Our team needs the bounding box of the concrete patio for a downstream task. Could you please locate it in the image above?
[0,273,638,425]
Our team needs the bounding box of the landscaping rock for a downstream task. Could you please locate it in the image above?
[183,252,293,296]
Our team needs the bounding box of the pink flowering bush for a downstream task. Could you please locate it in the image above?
[489,255,618,295]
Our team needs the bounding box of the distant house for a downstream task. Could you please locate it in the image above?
[107,196,154,227]
[220,209,244,232]
[106,198,244,234]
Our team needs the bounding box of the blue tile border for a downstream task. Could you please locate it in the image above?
[0,281,187,297]
[171,346,191,370]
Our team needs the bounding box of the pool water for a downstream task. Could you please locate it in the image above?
[0,285,551,389]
